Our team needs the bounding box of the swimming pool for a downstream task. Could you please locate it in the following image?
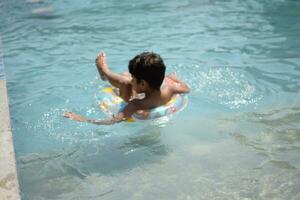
[1,0,300,199]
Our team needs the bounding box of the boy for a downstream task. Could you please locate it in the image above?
[64,51,190,125]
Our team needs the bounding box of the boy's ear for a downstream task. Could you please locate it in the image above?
[140,80,148,87]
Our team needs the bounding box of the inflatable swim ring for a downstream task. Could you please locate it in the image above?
[99,87,188,122]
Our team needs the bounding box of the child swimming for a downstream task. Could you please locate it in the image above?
[64,51,190,125]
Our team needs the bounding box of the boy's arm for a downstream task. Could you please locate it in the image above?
[166,73,190,94]
[64,101,138,125]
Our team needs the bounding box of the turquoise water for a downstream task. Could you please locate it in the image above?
[1,0,300,199]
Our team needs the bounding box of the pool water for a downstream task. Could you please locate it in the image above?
[1,0,300,199]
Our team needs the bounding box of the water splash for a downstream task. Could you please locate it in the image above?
[28,107,111,145]
[172,64,262,109]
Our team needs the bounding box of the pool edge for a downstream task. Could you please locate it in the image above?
[0,42,21,199]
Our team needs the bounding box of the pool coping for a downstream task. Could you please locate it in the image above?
[0,39,21,200]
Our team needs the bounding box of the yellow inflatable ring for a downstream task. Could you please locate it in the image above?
[99,87,188,122]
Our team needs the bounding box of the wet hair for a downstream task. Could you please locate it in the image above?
[128,52,166,90]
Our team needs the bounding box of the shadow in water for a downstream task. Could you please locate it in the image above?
[27,13,62,20]
[17,124,169,197]
[228,105,300,172]
[118,125,169,156]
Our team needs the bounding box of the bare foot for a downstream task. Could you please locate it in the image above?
[95,51,108,81]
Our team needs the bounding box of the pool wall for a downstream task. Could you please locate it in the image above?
[0,39,21,200]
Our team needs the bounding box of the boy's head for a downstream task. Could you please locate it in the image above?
[128,52,166,90]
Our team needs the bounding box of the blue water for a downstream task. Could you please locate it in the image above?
[1,0,300,199]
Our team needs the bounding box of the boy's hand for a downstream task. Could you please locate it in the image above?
[166,72,190,93]
[167,72,178,80]
[166,72,181,85]
[95,51,107,81]
[96,51,105,58]
[64,112,87,122]
[95,51,106,66]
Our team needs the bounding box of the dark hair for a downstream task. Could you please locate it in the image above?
[128,52,166,90]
